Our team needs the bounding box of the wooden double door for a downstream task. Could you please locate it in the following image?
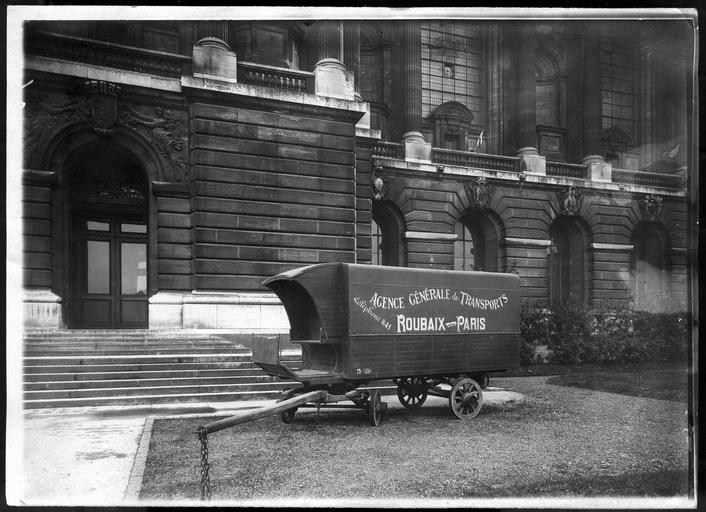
[72,211,148,328]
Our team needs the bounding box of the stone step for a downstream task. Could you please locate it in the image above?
[24,374,289,391]
[22,367,278,381]
[23,359,302,374]
[23,389,288,409]
[22,353,257,366]
[24,381,299,400]
[23,347,249,356]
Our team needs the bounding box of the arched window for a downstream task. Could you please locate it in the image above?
[454,223,476,271]
[631,223,669,311]
[371,202,406,267]
[454,210,500,272]
[548,218,587,302]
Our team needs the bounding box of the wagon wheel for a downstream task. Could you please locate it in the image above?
[449,378,483,420]
[276,397,297,424]
[367,390,383,426]
[396,377,428,409]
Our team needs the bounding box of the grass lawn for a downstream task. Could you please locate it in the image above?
[138,364,691,504]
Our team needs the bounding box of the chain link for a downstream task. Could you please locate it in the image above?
[197,427,212,501]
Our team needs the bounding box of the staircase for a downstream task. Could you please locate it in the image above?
[22,330,302,409]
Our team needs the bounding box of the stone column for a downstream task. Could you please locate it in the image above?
[581,23,611,181]
[196,21,229,43]
[308,21,353,99]
[308,20,342,63]
[581,23,605,163]
[192,21,237,82]
[516,22,538,155]
[510,22,544,173]
[393,21,429,160]
[343,21,361,96]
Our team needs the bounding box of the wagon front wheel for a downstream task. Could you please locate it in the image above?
[449,378,483,420]
[367,390,384,426]
[397,377,428,409]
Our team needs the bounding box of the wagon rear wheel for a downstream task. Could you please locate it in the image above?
[397,377,428,409]
[449,378,483,420]
[367,390,383,426]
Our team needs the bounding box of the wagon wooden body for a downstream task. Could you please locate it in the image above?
[253,262,521,423]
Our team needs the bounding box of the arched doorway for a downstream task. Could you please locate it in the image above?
[66,143,149,328]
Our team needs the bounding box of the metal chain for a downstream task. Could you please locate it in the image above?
[197,427,212,501]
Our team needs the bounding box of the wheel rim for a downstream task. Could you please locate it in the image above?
[397,377,428,409]
[368,390,382,426]
[449,378,483,420]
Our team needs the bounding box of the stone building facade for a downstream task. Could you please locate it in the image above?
[19,16,695,333]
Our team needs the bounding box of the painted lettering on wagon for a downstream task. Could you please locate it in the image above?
[367,288,509,311]
[396,314,486,333]
[354,296,393,330]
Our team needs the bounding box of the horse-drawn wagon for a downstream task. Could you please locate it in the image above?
[253,262,520,424]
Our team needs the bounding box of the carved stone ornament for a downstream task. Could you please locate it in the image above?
[23,92,188,182]
[639,194,663,222]
[465,176,492,209]
[118,105,188,182]
[371,160,390,201]
[558,186,582,215]
[85,80,121,134]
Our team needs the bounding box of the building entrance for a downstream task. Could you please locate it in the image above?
[72,212,148,328]
[66,143,150,329]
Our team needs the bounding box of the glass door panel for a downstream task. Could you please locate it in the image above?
[121,243,147,295]
[87,240,110,294]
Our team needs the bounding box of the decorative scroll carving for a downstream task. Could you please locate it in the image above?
[465,177,492,209]
[371,160,390,201]
[118,105,188,182]
[23,95,91,168]
[23,91,188,182]
[639,194,663,221]
[558,186,582,215]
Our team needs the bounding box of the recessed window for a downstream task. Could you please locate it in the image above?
[121,223,147,234]
[442,63,455,79]
[86,221,110,232]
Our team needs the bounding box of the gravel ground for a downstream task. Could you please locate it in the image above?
[139,376,692,504]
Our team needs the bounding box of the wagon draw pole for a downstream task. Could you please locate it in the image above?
[196,389,328,501]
